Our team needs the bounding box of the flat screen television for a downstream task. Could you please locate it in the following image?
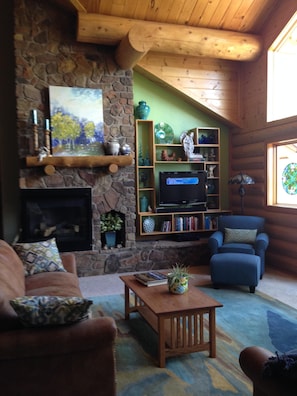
[158,170,207,208]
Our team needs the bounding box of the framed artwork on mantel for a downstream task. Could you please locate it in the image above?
[49,86,105,156]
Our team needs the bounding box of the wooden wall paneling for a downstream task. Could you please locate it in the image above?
[136,53,241,126]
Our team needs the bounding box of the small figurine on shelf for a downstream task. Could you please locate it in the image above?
[180,131,204,161]
[38,146,50,162]
[209,148,216,161]
[161,150,176,161]
[208,165,216,178]
[180,130,194,158]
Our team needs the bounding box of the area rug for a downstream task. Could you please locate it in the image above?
[90,286,297,396]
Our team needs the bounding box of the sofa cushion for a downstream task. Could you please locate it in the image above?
[14,238,66,276]
[224,228,257,244]
[10,296,92,327]
[25,271,83,297]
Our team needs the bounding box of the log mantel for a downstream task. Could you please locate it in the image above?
[25,155,133,174]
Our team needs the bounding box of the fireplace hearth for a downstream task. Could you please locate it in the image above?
[20,188,93,252]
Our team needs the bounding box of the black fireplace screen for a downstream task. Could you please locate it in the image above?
[20,188,92,252]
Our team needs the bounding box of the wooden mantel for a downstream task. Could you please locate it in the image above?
[25,155,133,175]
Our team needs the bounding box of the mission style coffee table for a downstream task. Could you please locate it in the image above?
[120,274,223,368]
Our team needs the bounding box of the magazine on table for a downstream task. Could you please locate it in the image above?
[134,271,168,286]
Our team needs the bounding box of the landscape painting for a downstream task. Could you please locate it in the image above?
[49,86,105,156]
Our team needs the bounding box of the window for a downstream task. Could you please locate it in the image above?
[267,139,297,208]
[267,11,297,122]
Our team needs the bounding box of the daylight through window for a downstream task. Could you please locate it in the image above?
[267,139,297,208]
[267,11,297,122]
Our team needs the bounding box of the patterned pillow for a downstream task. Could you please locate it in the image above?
[224,228,257,244]
[13,238,66,276]
[10,296,92,327]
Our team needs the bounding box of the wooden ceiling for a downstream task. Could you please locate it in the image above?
[48,0,282,126]
[52,0,278,33]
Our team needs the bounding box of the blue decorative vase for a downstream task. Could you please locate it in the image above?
[136,101,150,120]
[105,231,116,248]
[143,216,155,233]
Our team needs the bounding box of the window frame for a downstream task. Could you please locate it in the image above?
[267,138,297,210]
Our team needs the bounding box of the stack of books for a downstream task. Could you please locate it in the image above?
[134,271,168,287]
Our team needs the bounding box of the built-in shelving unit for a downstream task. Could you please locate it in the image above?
[135,120,230,237]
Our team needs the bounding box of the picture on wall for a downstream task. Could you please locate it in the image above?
[49,86,105,156]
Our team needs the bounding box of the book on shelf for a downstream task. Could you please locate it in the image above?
[134,271,168,286]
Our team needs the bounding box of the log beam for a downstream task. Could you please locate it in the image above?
[77,13,263,65]
[25,155,133,169]
[115,24,154,69]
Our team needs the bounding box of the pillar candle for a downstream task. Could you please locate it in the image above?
[45,119,50,130]
[32,109,38,124]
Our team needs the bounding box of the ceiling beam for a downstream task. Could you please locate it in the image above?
[77,13,263,68]
[70,0,86,13]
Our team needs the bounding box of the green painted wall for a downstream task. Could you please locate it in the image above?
[133,71,230,209]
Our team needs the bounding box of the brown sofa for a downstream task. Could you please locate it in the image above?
[0,239,117,396]
[239,346,296,396]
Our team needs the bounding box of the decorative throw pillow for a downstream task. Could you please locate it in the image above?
[10,296,92,327]
[224,228,257,244]
[13,238,66,277]
[263,351,297,381]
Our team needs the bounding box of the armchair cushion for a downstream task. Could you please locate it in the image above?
[219,243,255,255]
[224,228,257,244]
[10,296,92,327]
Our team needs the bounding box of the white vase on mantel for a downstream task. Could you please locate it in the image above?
[105,138,120,156]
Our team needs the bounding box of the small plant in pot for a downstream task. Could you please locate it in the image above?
[100,211,123,248]
[167,263,192,294]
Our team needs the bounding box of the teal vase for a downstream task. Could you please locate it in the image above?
[136,101,150,120]
[105,231,116,248]
[140,196,148,212]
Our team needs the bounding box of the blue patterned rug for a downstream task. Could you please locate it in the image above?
[90,286,297,396]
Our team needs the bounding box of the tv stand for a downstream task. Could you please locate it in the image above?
[156,205,207,213]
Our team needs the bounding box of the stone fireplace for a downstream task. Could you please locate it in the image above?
[15,0,208,277]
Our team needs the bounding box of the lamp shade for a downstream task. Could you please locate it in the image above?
[228,172,255,185]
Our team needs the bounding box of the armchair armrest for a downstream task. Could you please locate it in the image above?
[255,233,269,253]
[0,317,116,360]
[208,231,224,255]
[239,346,296,396]
[0,317,117,396]
[60,252,77,274]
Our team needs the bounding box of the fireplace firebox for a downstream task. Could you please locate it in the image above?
[20,188,92,252]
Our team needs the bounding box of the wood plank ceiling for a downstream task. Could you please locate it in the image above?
[48,0,281,126]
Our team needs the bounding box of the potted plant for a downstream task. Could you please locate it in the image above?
[167,263,192,294]
[100,211,123,248]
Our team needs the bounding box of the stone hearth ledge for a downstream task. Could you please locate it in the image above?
[74,239,209,277]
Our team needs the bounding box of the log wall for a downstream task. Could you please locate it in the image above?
[230,0,297,274]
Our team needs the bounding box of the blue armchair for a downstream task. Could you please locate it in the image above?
[208,215,269,278]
